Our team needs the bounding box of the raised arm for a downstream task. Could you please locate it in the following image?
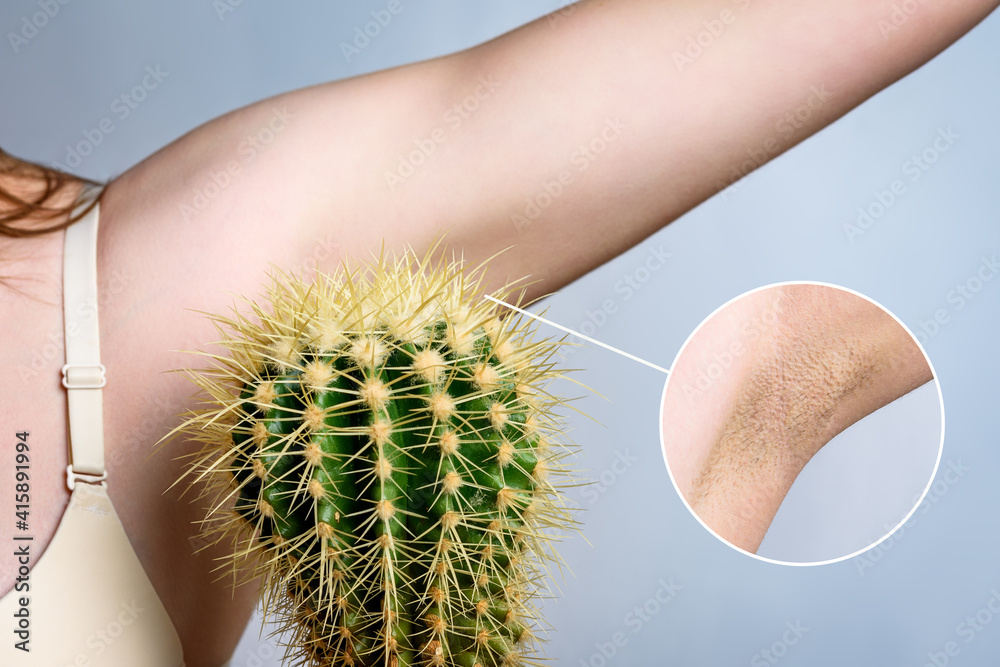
[112,0,999,301]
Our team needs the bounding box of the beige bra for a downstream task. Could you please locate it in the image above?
[0,189,191,666]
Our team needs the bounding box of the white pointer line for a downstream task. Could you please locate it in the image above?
[484,295,670,375]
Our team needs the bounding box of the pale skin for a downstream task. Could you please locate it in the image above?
[661,285,934,554]
[0,0,996,664]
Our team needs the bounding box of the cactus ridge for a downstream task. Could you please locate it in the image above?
[175,249,578,667]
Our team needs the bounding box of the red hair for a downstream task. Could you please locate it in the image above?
[0,147,104,238]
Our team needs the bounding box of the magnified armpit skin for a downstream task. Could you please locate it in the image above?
[662,284,933,555]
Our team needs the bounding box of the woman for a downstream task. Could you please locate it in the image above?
[2,1,997,665]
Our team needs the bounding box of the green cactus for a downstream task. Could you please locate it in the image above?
[174,249,577,667]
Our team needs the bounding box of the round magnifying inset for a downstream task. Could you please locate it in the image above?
[659,281,943,565]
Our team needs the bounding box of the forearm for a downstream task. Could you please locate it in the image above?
[662,285,933,553]
[439,0,999,299]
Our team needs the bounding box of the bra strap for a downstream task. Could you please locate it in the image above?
[62,185,108,491]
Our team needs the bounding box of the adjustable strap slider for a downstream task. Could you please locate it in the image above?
[66,464,108,491]
[62,363,107,389]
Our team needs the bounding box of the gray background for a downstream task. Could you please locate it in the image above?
[3,1,998,665]
[662,288,945,566]
[756,380,942,564]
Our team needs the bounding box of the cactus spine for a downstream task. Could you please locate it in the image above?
[176,249,576,667]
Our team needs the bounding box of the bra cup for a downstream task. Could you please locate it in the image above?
[0,482,185,666]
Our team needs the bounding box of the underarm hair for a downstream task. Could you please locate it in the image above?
[690,338,879,510]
